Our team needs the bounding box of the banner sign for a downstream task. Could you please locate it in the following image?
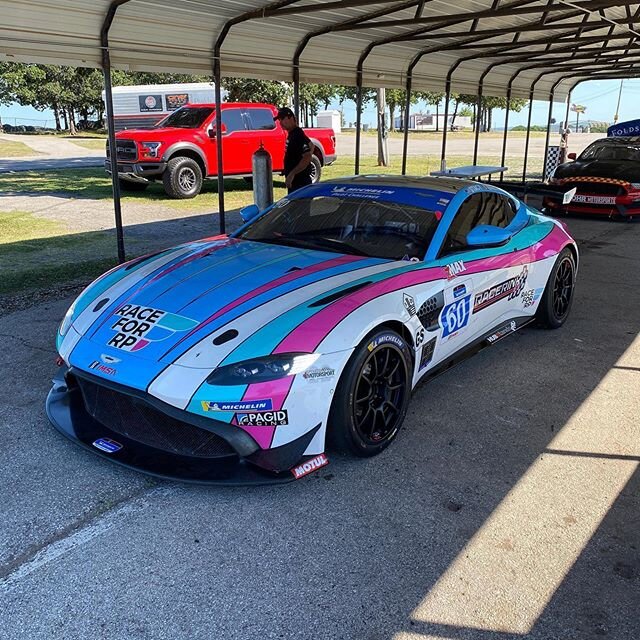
[607,119,640,137]
[166,93,189,111]
[138,94,163,112]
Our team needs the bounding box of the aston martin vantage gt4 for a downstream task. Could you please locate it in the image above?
[48,176,578,484]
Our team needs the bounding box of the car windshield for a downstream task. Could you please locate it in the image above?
[155,107,213,129]
[579,141,640,162]
[238,195,440,260]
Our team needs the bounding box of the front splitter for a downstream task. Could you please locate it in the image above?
[46,382,297,486]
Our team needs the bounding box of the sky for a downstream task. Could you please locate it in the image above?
[1,77,638,130]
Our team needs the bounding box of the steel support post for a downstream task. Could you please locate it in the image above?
[213,54,225,234]
[522,86,535,182]
[440,78,451,171]
[543,88,556,178]
[500,82,513,180]
[101,0,130,264]
[473,80,483,165]
[401,73,412,175]
[354,66,364,175]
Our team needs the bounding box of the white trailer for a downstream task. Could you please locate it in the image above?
[102,82,226,131]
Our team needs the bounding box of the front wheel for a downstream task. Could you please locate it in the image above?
[163,156,203,199]
[327,329,412,457]
[537,247,576,329]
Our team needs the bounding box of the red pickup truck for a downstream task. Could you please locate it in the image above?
[106,102,337,199]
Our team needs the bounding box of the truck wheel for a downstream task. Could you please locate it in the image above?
[163,157,203,199]
[310,155,322,184]
[118,179,148,192]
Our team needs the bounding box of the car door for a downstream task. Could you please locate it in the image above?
[206,107,249,176]
[244,107,286,172]
[431,191,523,360]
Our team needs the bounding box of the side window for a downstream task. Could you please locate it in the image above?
[246,108,276,131]
[220,108,246,133]
[479,192,517,228]
[442,193,484,253]
[441,192,517,255]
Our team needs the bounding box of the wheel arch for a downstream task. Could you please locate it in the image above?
[308,138,325,165]
[163,143,208,176]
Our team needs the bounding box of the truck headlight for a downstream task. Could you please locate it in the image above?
[139,142,162,158]
[206,353,319,386]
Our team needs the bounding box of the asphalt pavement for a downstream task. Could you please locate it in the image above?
[0,215,638,640]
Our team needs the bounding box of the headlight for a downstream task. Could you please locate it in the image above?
[59,300,77,337]
[206,353,319,386]
[139,141,162,158]
[630,183,640,190]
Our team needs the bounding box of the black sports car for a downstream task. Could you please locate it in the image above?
[544,136,640,218]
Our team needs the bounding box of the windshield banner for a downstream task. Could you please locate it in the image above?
[287,183,451,212]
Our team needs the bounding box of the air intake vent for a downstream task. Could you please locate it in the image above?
[213,329,238,346]
[309,281,371,308]
[417,291,444,331]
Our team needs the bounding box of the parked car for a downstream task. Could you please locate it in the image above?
[105,102,337,199]
[544,136,640,218]
[48,175,577,484]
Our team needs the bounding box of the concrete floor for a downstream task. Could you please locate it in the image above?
[0,215,638,640]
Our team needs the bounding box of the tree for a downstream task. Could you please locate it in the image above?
[385,88,417,131]
[221,78,290,106]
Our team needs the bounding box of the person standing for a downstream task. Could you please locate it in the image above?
[274,107,314,194]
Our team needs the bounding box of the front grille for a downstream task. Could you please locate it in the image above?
[566,181,625,196]
[106,139,137,161]
[76,377,235,458]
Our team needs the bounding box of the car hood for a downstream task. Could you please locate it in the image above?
[553,159,640,182]
[116,127,199,141]
[65,237,405,390]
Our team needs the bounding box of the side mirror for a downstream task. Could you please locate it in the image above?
[208,123,228,138]
[466,225,512,248]
[567,152,577,160]
[240,204,260,223]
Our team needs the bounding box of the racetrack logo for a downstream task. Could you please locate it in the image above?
[107,304,198,351]
[473,266,528,313]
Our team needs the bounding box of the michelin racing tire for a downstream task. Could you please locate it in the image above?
[163,156,203,199]
[328,329,412,457]
[537,247,576,329]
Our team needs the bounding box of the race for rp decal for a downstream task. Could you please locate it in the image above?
[107,304,198,351]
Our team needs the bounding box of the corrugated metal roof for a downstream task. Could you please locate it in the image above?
[0,0,638,101]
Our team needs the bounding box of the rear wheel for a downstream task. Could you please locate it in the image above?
[309,155,322,184]
[537,247,576,329]
[118,179,148,192]
[163,156,203,199]
[327,329,412,457]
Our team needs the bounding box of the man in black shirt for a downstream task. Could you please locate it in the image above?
[274,107,314,194]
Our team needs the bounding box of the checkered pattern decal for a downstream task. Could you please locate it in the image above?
[544,146,561,180]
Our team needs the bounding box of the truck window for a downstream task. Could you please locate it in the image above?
[246,108,276,131]
[155,107,213,129]
[221,109,247,133]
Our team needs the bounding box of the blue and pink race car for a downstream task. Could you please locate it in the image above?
[47,175,578,484]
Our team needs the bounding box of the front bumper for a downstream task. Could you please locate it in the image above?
[46,367,319,485]
[105,159,167,183]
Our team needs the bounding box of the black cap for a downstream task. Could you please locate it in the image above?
[274,106,295,121]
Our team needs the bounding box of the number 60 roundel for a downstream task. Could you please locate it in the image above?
[440,295,471,338]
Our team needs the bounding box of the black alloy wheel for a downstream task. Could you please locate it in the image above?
[537,247,576,329]
[328,329,412,456]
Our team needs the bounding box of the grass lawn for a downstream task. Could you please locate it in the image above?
[0,211,118,295]
[362,129,548,140]
[0,139,43,158]
[70,139,107,150]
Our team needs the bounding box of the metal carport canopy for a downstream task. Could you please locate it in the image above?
[1,0,640,101]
